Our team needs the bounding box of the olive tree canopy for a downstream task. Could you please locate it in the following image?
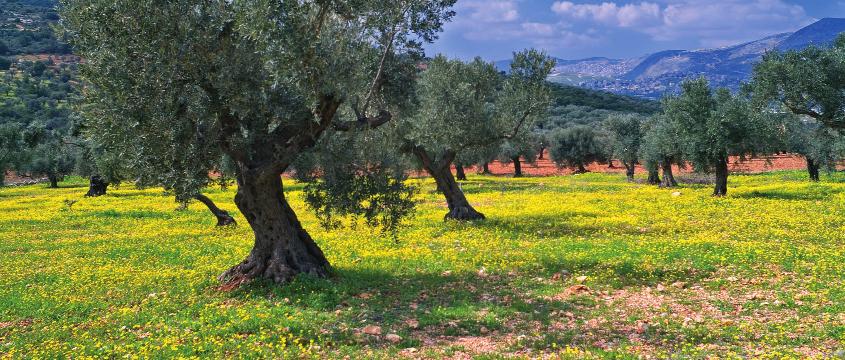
[400,51,554,220]
[60,0,456,285]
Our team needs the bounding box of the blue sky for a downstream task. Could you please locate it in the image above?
[425,0,845,61]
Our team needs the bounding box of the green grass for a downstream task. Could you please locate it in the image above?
[1,172,844,358]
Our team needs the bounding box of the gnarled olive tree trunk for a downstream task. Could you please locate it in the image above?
[622,160,635,182]
[193,193,236,226]
[220,170,331,284]
[47,173,59,188]
[576,163,588,174]
[455,163,467,181]
[806,158,820,182]
[647,167,661,185]
[512,156,523,177]
[85,175,109,197]
[480,162,491,175]
[413,148,485,221]
[713,156,729,197]
[660,159,677,188]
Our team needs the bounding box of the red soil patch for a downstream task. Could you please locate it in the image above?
[468,154,811,177]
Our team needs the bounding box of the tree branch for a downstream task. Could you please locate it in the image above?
[332,110,392,131]
[503,109,533,140]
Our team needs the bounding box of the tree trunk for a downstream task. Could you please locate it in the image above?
[713,156,729,197]
[481,162,491,175]
[512,157,523,177]
[538,147,545,160]
[455,164,467,181]
[806,158,820,182]
[415,149,485,221]
[660,159,677,188]
[47,173,58,188]
[647,167,661,185]
[576,163,588,174]
[220,171,331,285]
[85,175,109,197]
[607,160,614,169]
[623,161,635,182]
[194,193,237,226]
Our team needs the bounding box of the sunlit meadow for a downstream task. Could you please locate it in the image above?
[1,172,844,358]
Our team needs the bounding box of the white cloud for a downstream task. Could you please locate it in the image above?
[550,0,814,47]
[551,1,662,27]
[450,1,599,49]
[459,0,520,23]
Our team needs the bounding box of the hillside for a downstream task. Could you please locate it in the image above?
[0,0,69,58]
[549,83,659,114]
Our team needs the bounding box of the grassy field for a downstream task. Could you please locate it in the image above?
[1,172,844,359]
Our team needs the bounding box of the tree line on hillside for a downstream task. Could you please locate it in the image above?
[0,0,71,62]
[3,0,844,287]
[0,60,78,187]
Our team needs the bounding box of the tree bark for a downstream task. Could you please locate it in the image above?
[538,147,545,160]
[481,162,491,175]
[85,175,109,197]
[660,159,677,188]
[576,163,588,174]
[623,161,635,182]
[47,173,58,188]
[220,171,331,284]
[713,156,729,197]
[647,167,660,185]
[194,193,237,226]
[414,149,485,221]
[806,158,820,182]
[512,156,523,177]
[455,164,467,181]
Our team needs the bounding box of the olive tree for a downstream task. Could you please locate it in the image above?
[640,114,683,187]
[22,122,76,188]
[0,123,25,186]
[60,0,456,285]
[783,117,844,181]
[602,113,643,181]
[401,51,554,220]
[665,78,777,196]
[750,34,845,129]
[497,135,539,178]
[549,125,603,174]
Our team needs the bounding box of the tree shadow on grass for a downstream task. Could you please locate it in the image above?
[472,213,679,240]
[219,254,710,351]
[431,177,629,196]
[732,187,844,201]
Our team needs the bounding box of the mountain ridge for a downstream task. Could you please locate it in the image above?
[497,18,845,99]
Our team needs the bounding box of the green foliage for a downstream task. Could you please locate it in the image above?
[0,62,78,183]
[549,83,660,114]
[602,113,644,170]
[664,78,778,173]
[0,0,71,55]
[60,0,456,230]
[639,114,684,174]
[549,125,603,172]
[294,128,417,235]
[405,50,554,170]
[0,122,24,185]
[750,33,845,129]
[783,117,845,171]
[402,56,501,157]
